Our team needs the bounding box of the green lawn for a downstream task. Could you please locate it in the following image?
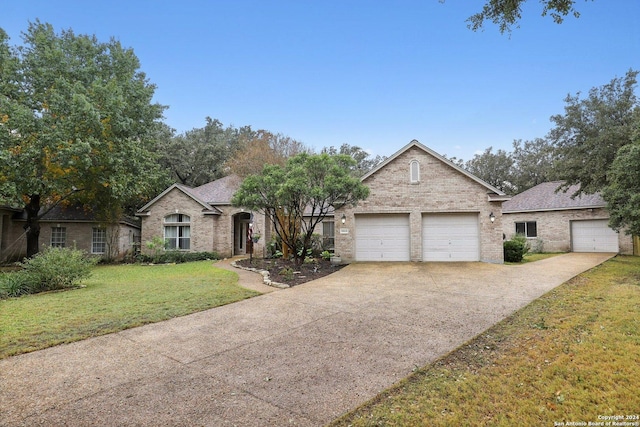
[505,252,564,265]
[0,261,259,359]
[331,255,640,426]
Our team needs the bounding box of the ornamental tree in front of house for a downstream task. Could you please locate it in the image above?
[231,153,369,265]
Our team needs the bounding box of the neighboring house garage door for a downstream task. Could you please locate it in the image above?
[571,219,619,252]
[423,213,479,261]
[355,214,410,261]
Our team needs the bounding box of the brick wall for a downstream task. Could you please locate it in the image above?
[140,188,216,254]
[503,208,634,254]
[335,146,505,263]
[139,188,269,258]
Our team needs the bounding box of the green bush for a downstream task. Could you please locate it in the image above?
[136,251,220,264]
[0,247,97,298]
[504,234,529,263]
[278,267,294,281]
[0,272,32,298]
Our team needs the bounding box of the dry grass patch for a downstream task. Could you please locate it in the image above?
[331,256,640,426]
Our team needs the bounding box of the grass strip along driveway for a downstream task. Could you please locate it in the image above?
[331,255,640,426]
[0,261,259,359]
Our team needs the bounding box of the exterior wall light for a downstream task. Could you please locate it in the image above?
[489,212,495,223]
[341,214,346,224]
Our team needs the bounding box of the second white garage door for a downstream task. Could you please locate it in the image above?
[423,213,479,261]
[571,219,619,252]
[355,214,410,261]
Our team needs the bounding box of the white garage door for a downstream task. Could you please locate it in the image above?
[571,220,619,252]
[423,213,479,261]
[355,214,410,261]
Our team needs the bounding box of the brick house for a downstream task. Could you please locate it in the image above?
[136,175,271,258]
[334,140,510,263]
[0,205,140,263]
[502,181,634,254]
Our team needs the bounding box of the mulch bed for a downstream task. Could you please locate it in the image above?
[235,257,345,286]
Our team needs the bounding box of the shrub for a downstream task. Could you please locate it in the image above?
[504,234,529,263]
[0,247,97,298]
[136,251,220,264]
[321,250,332,261]
[21,247,98,293]
[278,267,294,281]
[0,272,32,298]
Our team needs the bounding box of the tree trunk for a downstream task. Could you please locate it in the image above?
[24,194,41,258]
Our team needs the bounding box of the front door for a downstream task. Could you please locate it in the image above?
[234,212,251,255]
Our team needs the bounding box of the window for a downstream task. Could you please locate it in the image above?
[515,221,537,238]
[322,221,335,250]
[92,228,107,254]
[164,214,190,250]
[410,160,420,183]
[51,227,66,247]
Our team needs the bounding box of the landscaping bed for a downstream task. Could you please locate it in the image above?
[235,257,345,286]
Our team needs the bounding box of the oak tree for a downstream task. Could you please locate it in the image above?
[550,70,639,196]
[321,143,386,177]
[0,22,166,256]
[465,0,591,34]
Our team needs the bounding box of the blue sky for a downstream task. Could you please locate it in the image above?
[3,1,639,161]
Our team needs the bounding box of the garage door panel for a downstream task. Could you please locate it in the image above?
[571,220,618,252]
[355,215,410,261]
[423,213,479,262]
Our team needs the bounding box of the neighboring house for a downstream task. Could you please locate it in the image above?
[502,181,634,254]
[334,140,510,263]
[0,204,141,263]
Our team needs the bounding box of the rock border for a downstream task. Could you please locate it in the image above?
[230,260,291,289]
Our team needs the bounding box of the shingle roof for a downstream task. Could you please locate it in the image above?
[12,204,140,228]
[190,175,243,205]
[502,181,606,213]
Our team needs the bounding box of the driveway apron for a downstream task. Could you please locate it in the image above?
[0,253,614,426]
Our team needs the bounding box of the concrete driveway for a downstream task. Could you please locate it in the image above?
[0,252,614,426]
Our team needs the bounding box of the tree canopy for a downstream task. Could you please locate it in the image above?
[224,130,309,178]
[463,147,515,194]
[465,0,591,33]
[550,70,639,196]
[0,21,166,256]
[602,139,640,236]
[321,144,386,177]
[231,153,369,265]
[155,117,254,186]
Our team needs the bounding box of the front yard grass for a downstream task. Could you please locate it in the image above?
[0,261,259,359]
[331,255,640,426]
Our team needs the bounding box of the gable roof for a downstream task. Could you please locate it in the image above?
[189,175,243,205]
[502,181,606,213]
[136,183,223,216]
[361,140,509,199]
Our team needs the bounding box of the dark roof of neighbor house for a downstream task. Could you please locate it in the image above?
[12,204,140,228]
[189,175,243,205]
[502,181,606,213]
[360,140,509,200]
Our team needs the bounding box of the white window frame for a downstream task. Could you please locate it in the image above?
[51,227,66,248]
[410,159,420,183]
[92,227,107,254]
[164,214,191,250]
